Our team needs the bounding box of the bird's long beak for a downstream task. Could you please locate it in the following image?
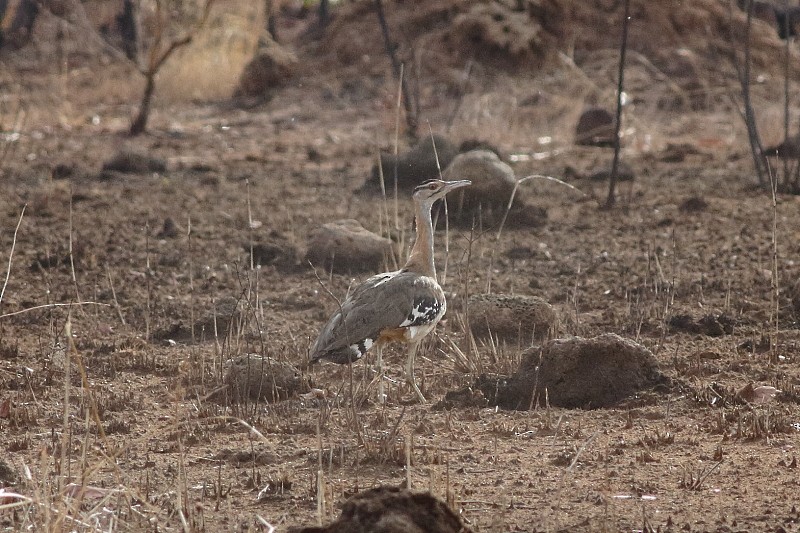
[443,179,471,193]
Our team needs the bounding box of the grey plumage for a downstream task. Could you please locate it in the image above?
[310,270,445,364]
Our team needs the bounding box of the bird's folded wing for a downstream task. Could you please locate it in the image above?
[310,272,439,361]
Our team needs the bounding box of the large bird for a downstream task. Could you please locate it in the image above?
[309,179,471,403]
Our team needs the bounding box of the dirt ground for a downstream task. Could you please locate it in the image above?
[2,1,800,531]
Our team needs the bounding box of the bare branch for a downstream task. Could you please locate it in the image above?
[0,205,26,308]
[605,0,630,209]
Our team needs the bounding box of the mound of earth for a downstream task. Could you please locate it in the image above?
[305,219,394,274]
[289,486,474,533]
[222,354,306,403]
[475,333,668,409]
[445,150,517,213]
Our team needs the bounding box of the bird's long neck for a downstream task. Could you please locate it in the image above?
[404,198,436,278]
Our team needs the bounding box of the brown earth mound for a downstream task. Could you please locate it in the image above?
[289,486,474,533]
[223,354,306,403]
[306,219,394,274]
[476,333,668,409]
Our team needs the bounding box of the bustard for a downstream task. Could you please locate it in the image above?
[309,179,471,403]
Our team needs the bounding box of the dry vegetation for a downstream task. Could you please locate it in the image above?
[2,0,800,531]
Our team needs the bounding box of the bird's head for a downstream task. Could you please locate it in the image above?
[412,179,471,205]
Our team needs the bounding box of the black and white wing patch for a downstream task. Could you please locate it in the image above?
[348,337,374,360]
[400,296,444,328]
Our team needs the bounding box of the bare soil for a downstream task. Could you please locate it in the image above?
[1,1,800,531]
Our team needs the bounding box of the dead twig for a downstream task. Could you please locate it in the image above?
[0,204,26,308]
[606,0,630,208]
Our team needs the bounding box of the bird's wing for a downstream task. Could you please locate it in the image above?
[310,272,443,364]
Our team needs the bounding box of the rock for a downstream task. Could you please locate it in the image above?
[101,150,167,174]
[365,135,459,191]
[306,219,393,274]
[234,36,298,99]
[668,313,735,336]
[477,333,668,409]
[224,354,304,403]
[575,107,616,147]
[247,241,299,271]
[288,486,474,533]
[587,161,635,182]
[468,293,557,344]
[443,150,547,227]
[444,150,517,209]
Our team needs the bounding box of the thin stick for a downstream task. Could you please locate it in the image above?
[392,63,404,229]
[0,204,26,307]
[0,301,109,319]
[188,216,195,342]
[246,179,254,270]
[605,0,631,208]
[68,191,82,304]
[769,161,779,362]
[405,433,412,489]
[496,174,585,241]
[375,0,417,133]
[61,315,73,497]
[145,222,152,341]
[782,3,790,186]
[428,124,451,285]
[105,264,126,325]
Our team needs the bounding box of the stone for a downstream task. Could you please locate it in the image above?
[477,333,668,409]
[444,150,517,210]
[575,107,616,147]
[306,219,393,274]
[288,486,474,533]
[224,354,304,403]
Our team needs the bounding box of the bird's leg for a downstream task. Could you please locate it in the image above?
[376,343,385,404]
[405,342,426,403]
